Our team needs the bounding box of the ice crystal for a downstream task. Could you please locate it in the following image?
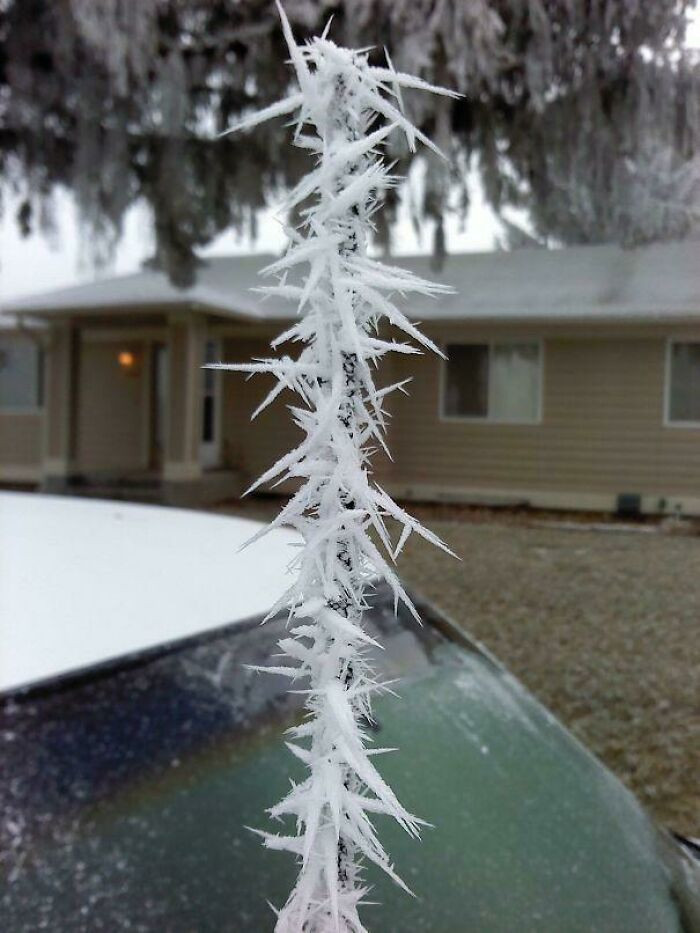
[209,5,457,930]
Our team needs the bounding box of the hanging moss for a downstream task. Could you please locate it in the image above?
[1,0,699,285]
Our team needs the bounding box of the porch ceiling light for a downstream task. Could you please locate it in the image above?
[118,350,135,370]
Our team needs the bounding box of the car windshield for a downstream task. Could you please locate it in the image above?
[2,585,698,932]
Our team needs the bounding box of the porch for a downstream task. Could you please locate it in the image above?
[40,310,244,506]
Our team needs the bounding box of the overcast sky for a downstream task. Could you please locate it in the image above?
[2,10,699,303]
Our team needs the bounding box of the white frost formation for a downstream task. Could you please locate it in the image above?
[211,5,458,930]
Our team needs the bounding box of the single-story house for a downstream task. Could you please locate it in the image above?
[2,241,700,514]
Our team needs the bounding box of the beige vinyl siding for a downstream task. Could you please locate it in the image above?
[221,337,302,484]
[542,338,700,495]
[388,332,700,501]
[0,413,42,477]
[30,312,699,510]
[76,340,148,472]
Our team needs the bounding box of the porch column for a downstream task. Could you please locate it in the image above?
[163,312,204,498]
[41,320,78,490]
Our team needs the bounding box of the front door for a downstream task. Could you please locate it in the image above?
[200,338,221,469]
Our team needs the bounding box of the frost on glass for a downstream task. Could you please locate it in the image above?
[208,5,458,930]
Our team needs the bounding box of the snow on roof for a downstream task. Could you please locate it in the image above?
[2,240,700,325]
[0,493,297,692]
[0,253,279,322]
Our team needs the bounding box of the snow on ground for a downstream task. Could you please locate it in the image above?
[0,492,298,693]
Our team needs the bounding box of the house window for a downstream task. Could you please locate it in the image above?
[667,341,700,425]
[442,342,541,423]
[0,336,43,411]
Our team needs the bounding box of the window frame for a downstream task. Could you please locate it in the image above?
[0,335,44,415]
[439,338,544,425]
[664,337,700,429]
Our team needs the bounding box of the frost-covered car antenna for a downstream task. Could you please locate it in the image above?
[210,4,458,930]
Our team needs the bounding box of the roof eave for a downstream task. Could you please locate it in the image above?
[422,307,700,326]
[6,297,264,324]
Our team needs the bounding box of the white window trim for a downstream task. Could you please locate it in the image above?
[663,337,700,429]
[439,339,544,425]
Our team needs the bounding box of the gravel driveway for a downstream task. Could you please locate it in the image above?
[218,499,700,836]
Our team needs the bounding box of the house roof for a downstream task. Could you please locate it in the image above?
[0,254,277,324]
[2,240,700,325]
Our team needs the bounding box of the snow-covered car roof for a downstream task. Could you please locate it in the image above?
[3,240,700,325]
[0,493,297,693]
